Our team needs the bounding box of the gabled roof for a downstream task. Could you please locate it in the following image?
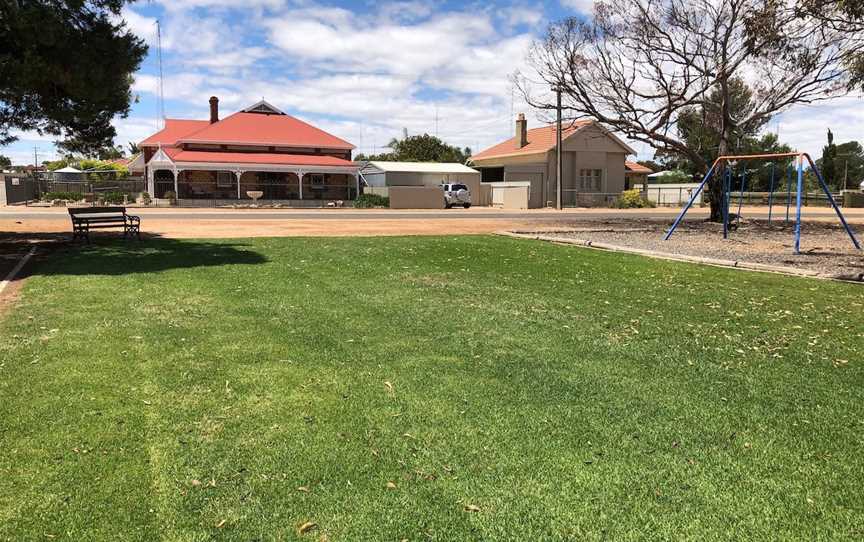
[139,119,210,147]
[242,100,285,115]
[177,112,355,150]
[625,161,653,174]
[471,121,593,161]
[362,161,478,174]
[471,119,635,162]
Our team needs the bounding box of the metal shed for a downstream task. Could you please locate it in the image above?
[360,161,480,188]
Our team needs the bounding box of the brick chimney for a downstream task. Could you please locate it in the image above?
[515,113,527,148]
[209,96,219,123]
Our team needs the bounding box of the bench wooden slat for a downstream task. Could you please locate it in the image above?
[68,206,141,242]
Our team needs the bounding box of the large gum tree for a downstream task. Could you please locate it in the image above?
[0,1,147,157]
[519,0,862,220]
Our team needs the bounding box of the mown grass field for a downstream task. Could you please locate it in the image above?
[1,236,863,541]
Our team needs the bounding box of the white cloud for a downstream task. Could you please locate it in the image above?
[560,0,595,13]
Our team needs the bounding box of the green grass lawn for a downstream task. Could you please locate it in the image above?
[1,236,863,541]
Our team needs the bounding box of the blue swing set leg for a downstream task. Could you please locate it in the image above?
[794,156,804,254]
[736,168,747,227]
[767,162,776,224]
[785,164,792,223]
[723,168,731,239]
[664,161,719,240]
[804,154,861,251]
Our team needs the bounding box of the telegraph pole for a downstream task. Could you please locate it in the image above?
[555,86,563,210]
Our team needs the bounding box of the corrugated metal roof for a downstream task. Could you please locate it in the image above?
[625,161,653,174]
[470,121,592,161]
[139,119,210,147]
[362,161,478,174]
[177,112,355,150]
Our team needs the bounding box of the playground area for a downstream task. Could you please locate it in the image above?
[531,151,860,280]
[527,218,864,278]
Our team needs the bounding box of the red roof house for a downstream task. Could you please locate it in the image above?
[470,114,636,208]
[140,98,359,203]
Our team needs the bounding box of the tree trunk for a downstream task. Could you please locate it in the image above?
[708,78,733,222]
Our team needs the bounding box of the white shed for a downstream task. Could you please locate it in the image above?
[360,161,480,189]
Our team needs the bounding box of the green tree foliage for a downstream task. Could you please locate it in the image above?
[0,155,11,168]
[657,80,794,191]
[821,129,837,188]
[0,1,147,153]
[356,135,470,163]
[79,158,129,179]
[636,160,661,173]
[127,141,140,155]
[795,1,864,90]
[817,140,864,189]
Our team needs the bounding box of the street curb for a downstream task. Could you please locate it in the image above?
[0,246,37,295]
[497,231,864,284]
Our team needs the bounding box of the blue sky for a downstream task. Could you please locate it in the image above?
[3,0,862,166]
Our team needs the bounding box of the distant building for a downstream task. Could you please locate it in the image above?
[469,114,636,207]
[625,161,653,190]
[139,97,359,203]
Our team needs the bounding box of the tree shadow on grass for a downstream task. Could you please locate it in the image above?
[3,233,269,277]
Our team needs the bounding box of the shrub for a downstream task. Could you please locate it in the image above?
[140,192,152,204]
[42,191,82,201]
[616,189,655,209]
[101,191,128,204]
[164,190,177,201]
[354,193,390,208]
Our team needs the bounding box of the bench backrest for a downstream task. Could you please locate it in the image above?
[69,206,126,217]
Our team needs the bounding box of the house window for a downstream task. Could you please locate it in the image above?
[309,174,325,186]
[217,171,234,187]
[579,169,603,191]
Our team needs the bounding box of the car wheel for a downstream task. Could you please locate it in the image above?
[463,203,471,209]
[445,203,452,209]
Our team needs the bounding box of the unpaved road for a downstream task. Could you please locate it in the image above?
[2,206,863,239]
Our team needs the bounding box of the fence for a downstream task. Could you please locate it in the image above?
[636,183,844,208]
[561,191,622,208]
[33,177,146,202]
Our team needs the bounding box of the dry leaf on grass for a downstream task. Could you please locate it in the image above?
[297,486,310,492]
[464,504,481,512]
[298,521,317,535]
[386,481,397,490]
[384,381,394,394]
[216,519,226,528]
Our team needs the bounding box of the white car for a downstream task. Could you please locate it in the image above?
[441,183,471,209]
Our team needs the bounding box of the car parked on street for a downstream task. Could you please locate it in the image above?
[441,183,471,208]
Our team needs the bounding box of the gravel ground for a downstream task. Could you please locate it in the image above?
[526,218,864,278]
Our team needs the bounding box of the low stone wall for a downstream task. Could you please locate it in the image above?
[388,187,445,209]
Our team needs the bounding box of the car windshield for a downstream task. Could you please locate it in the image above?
[451,184,468,191]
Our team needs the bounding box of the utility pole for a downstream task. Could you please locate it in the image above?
[555,86,563,210]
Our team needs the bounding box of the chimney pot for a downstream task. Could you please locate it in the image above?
[515,113,528,149]
[209,96,219,123]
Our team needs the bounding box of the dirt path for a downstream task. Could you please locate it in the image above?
[2,205,864,239]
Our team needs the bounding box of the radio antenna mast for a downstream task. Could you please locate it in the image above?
[155,20,165,129]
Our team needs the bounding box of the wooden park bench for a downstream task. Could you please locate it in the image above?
[68,206,141,242]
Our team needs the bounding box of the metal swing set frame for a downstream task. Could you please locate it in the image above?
[664,152,862,254]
